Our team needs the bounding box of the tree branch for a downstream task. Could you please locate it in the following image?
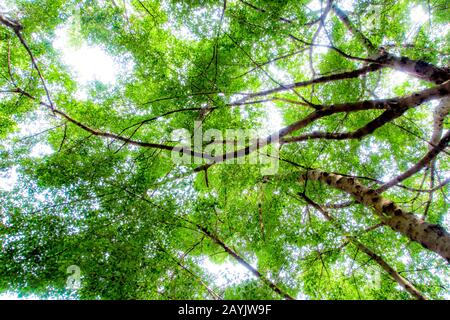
[0,14,55,110]
[299,193,427,300]
[377,130,450,192]
[331,5,450,84]
[300,170,450,262]
[197,224,295,300]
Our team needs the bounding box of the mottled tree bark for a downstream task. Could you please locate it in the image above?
[430,97,450,147]
[300,170,450,262]
[378,55,450,84]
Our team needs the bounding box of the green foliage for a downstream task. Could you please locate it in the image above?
[0,0,449,300]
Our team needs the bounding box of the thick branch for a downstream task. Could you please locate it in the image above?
[284,82,449,142]
[284,82,450,143]
[241,63,385,100]
[378,55,450,85]
[8,78,449,175]
[195,81,449,171]
[301,170,450,262]
[430,97,450,148]
[282,109,406,143]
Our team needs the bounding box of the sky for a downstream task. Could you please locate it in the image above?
[54,26,118,86]
[0,0,447,299]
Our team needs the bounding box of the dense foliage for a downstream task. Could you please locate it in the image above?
[0,0,449,300]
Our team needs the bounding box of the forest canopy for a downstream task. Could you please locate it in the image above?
[0,0,449,300]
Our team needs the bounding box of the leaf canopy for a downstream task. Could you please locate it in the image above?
[0,0,449,300]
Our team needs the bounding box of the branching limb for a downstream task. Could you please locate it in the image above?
[299,193,427,300]
[240,63,385,100]
[378,130,450,192]
[300,170,450,262]
[0,14,55,111]
[196,224,295,300]
[331,5,450,84]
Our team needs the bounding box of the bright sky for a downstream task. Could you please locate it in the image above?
[53,25,119,98]
[410,5,428,24]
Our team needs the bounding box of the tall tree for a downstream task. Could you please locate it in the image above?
[0,0,449,300]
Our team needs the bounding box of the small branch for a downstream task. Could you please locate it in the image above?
[331,4,377,53]
[197,224,294,300]
[0,14,55,111]
[162,248,222,300]
[58,122,68,152]
[238,0,294,24]
[241,63,385,100]
[378,130,450,192]
[299,193,426,300]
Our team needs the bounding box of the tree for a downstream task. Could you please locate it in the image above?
[0,0,449,300]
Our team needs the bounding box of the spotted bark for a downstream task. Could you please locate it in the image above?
[301,170,450,262]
